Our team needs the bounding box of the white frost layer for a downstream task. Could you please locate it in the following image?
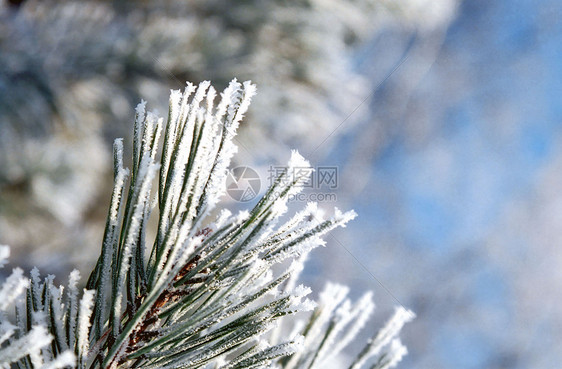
[0,268,29,312]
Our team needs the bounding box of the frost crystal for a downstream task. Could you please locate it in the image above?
[0,268,28,312]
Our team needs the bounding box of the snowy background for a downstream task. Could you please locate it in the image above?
[1,0,561,368]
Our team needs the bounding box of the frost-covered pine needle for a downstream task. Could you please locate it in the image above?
[349,307,416,369]
[0,268,28,312]
[76,289,95,366]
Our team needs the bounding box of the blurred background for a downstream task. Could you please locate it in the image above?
[1,0,561,368]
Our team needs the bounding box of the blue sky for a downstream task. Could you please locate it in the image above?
[328,0,562,367]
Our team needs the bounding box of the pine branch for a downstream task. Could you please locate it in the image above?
[0,80,413,369]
